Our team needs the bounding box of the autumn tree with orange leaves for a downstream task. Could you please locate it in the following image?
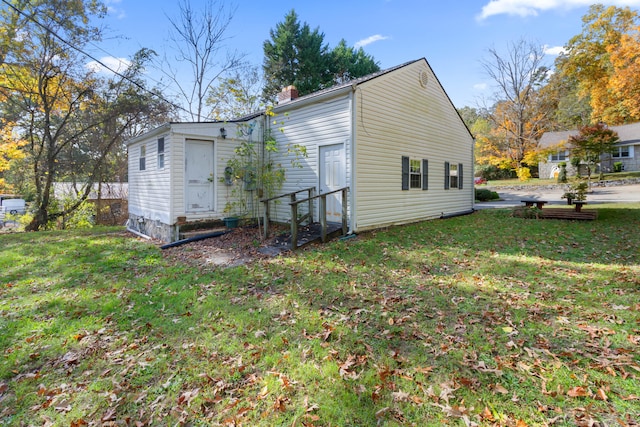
[558,5,640,124]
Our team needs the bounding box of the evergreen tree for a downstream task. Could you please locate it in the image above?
[262,10,379,101]
[330,39,380,84]
[262,10,330,100]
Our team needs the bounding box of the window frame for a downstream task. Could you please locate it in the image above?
[612,146,630,158]
[550,150,568,161]
[402,156,429,191]
[445,161,463,190]
[409,159,422,189]
[139,145,146,171]
[157,137,165,169]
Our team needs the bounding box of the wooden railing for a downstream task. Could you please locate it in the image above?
[261,187,315,240]
[261,186,349,249]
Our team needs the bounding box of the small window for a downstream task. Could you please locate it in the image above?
[410,159,421,189]
[612,146,630,158]
[157,137,165,169]
[402,156,429,190]
[449,163,458,189]
[550,150,568,161]
[139,145,146,171]
[445,162,463,189]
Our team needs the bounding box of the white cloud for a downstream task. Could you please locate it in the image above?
[477,0,640,20]
[544,45,565,55]
[86,56,132,74]
[105,0,126,19]
[473,83,488,91]
[354,34,389,48]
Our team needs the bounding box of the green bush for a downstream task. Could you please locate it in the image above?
[475,188,499,201]
[613,162,623,173]
[475,164,516,180]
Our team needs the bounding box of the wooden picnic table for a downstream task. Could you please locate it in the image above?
[521,199,548,209]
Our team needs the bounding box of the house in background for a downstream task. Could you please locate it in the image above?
[53,182,129,225]
[538,122,640,179]
[126,59,475,243]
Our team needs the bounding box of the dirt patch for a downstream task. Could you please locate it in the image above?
[160,225,290,269]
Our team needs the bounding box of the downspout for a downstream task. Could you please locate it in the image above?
[348,83,357,234]
[472,136,476,211]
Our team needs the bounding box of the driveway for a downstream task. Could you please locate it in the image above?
[475,183,640,209]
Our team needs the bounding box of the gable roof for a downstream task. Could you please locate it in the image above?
[272,59,422,109]
[269,58,474,139]
[539,122,640,149]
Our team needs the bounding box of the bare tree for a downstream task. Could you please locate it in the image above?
[163,0,245,121]
[480,39,551,168]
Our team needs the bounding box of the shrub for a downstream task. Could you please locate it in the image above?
[517,167,531,182]
[475,188,499,201]
[613,162,623,173]
[557,162,568,183]
[475,164,516,180]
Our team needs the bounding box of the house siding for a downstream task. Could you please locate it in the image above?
[127,122,250,241]
[268,95,352,222]
[128,131,172,224]
[354,60,473,231]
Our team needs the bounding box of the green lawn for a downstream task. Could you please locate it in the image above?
[1,206,639,426]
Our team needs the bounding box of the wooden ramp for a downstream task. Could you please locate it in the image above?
[272,222,344,250]
[513,207,598,220]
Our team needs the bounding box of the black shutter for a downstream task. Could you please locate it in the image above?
[444,161,450,190]
[422,159,428,190]
[401,156,409,190]
[458,163,463,189]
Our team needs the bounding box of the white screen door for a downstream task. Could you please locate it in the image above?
[185,140,214,212]
[319,143,346,223]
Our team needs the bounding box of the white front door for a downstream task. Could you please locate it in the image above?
[319,143,346,223]
[185,139,214,213]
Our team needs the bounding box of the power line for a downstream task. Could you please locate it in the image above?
[0,0,190,115]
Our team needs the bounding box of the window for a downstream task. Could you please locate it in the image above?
[550,150,568,161]
[445,162,463,189]
[402,157,428,190]
[139,145,146,171]
[612,146,631,158]
[410,159,421,188]
[157,137,165,169]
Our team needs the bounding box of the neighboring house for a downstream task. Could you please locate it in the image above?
[54,182,129,225]
[539,122,640,179]
[126,59,475,242]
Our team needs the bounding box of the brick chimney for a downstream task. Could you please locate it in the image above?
[277,85,298,104]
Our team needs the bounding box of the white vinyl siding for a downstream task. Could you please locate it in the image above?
[268,95,351,222]
[354,60,473,230]
[127,122,250,228]
[128,133,171,224]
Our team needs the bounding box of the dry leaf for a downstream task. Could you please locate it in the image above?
[493,383,509,394]
[480,406,494,421]
[595,388,608,401]
[567,386,590,398]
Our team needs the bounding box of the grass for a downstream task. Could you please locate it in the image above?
[1,208,639,426]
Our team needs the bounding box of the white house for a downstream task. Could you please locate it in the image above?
[126,59,475,242]
[538,122,640,178]
[126,119,262,241]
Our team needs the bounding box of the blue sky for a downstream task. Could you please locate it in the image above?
[91,0,640,109]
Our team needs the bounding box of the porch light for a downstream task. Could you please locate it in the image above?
[219,127,227,139]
